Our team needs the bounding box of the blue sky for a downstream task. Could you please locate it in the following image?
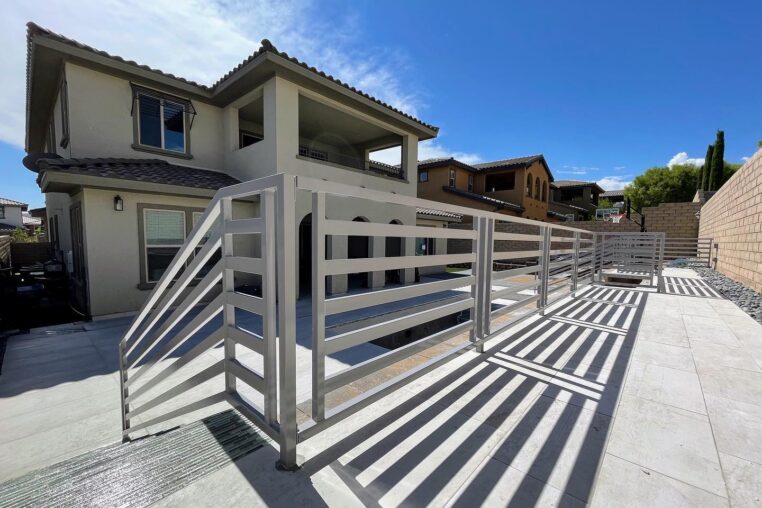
[2,0,760,209]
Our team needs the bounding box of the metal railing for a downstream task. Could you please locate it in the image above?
[594,232,665,290]
[298,145,404,179]
[119,173,605,470]
[663,237,712,266]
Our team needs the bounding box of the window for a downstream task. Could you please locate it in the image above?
[542,181,548,202]
[132,85,195,157]
[192,212,221,278]
[449,169,456,188]
[485,173,515,192]
[468,174,474,192]
[526,174,532,196]
[143,209,186,283]
[534,177,541,199]
[60,79,70,148]
[0,206,4,219]
[419,170,429,183]
[239,131,263,149]
[416,238,435,256]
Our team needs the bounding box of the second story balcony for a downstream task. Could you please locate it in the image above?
[298,145,403,179]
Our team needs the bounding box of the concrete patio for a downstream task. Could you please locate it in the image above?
[2,267,762,506]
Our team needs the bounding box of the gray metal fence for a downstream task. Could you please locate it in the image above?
[120,173,606,470]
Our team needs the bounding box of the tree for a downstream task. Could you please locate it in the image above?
[699,144,713,190]
[709,130,725,190]
[624,164,700,211]
[597,198,615,209]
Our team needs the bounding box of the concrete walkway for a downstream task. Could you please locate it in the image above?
[2,268,762,506]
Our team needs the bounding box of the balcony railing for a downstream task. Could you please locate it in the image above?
[298,145,404,179]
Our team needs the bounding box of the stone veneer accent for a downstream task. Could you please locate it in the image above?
[699,148,762,293]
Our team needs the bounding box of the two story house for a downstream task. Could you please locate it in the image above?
[23,23,438,317]
[416,155,564,222]
[0,198,28,234]
[548,180,605,221]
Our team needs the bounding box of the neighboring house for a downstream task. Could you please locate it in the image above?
[0,197,28,234]
[24,23,438,317]
[416,155,560,222]
[549,180,604,220]
[415,207,462,276]
[600,189,625,207]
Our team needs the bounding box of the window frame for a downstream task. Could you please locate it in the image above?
[239,130,263,149]
[467,174,474,192]
[419,170,429,183]
[415,237,436,256]
[0,206,4,220]
[526,174,533,197]
[131,85,194,159]
[137,204,206,289]
[449,169,456,188]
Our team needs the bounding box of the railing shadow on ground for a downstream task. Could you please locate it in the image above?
[293,286,647,506]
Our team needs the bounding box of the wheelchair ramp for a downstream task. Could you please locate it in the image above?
[0,410,269,508]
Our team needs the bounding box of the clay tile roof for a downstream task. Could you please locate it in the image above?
[0,223,19,233]
[443,186,524,212]
[0,197,28,207]
[26,23,437,133]
[35,158,240,190]
[600,189,625,197]
[472,155,543,170]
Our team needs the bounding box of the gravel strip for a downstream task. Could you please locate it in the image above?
[671,259,762,324]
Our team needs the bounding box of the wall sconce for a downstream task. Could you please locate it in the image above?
[114,195,124,212]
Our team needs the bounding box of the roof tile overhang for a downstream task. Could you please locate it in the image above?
[25,23,438,152]
[35,158,239,196]
[0,197,29,208]
[551,180,605,194]
[415,207,462,222]
[443,186,524,213]
[418,154,554,182]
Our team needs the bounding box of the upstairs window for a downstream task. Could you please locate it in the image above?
[132,84,195,158]
[419,170,429,183]
[526,174,532,196]
[468,174,474,192]
[0,206,4,219]
[449,169,456,188]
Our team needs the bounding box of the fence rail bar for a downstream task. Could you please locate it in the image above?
[324,253,476,275]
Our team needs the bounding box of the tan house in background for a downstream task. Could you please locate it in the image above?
[23,22,439,317]
[416,155,564,222]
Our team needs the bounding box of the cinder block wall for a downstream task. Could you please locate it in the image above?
[642,202,702,239]
[699,149,762,292]
[565,219,640,233]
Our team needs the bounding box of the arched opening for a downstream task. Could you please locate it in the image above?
[534,177,541,199]
[526,173,533,196]
[542,181,548,202]
[385,220,403,285]
[348,217,370,289]
[298,213,312,295]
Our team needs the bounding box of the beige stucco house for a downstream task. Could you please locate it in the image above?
[0,197,28,235]
[24,23,439,317]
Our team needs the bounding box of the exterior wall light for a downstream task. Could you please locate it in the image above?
[114,195,124,212]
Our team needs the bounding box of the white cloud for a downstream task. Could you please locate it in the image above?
[741,156,750,162]
[0,0,429,148]
[559,165,598,176]
[597,176,631,190]
[667,152,704,167]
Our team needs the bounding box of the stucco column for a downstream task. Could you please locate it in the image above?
[401,133,419,189]
[263,76,299,173]
[369,236,385,288]
[328,235,348,294]
[403,237,415,284]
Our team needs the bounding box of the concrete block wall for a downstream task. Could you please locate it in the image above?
[565,219,640,233]
[642,202,702,239]
[699,149,762,292]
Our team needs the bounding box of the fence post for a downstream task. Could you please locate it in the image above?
[119,341,130,442]
[471,217,488,351]
[276,175,299,471]
[262,190,278,425]
[221,197,237,395]
[539,227,551,315]
[571,232,580,293]
[656,233,665,293]
[311,191,326,422]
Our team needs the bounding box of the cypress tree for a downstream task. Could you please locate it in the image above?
[701,144,713,190]
[710,130,724,190]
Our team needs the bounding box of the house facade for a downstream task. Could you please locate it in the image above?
[0,198,28,235]
[416,155,564,222]
[549,180,604,220]
[24,23,438,316]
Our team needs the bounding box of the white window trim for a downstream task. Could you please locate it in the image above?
[136,94,187,153]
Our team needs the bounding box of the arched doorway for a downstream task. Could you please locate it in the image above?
[348,217,370,289]
[385,220,403,285]
[298,214,312,296]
